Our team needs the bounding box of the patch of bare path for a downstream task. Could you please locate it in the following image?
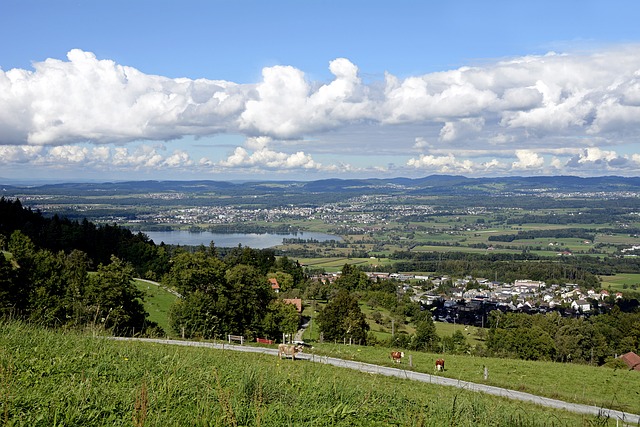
[110,337,640,425]
[135,278,182,298]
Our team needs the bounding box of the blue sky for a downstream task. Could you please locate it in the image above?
[2,0,640,182]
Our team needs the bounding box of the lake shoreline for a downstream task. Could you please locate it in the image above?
[141,230,341,249]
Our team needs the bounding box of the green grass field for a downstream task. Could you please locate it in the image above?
[599,273,640,292]
[298,257,393,272]
[134,279,178,335]
[297,299,640,415]
[304,342,640,416]
[0,321,626,426]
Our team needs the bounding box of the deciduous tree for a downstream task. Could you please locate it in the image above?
[317,289,369,344]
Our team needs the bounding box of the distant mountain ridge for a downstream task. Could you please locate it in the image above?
[2,175,640,198]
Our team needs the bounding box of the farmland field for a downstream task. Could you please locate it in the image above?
[599,273,640,292]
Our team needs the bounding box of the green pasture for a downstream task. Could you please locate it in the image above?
[412,232,462,244]
[599,273,640,292]
[596,233,640,246]
[298,257,392,272]
[299,298,640,415]
[0,321,612,426]
[411,245,521,255]
[304,299,488,351]
[306,342,640,416]
[433,321,484,347]
[361,319,484,349]
[134,279,177,335]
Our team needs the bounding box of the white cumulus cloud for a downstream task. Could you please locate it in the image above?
[512,149,545,170]
[219,137,320,170]
[4,47,640,177]
[407,154,474,173]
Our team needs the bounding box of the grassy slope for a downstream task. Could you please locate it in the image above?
[301,302,640,415]
[599,273,640,292]
[0,321,619,426]
[138,278,640,416]
[134,279,177,334]
[303,343,640,416]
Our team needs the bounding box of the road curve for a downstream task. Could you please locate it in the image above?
[109,337,640,425]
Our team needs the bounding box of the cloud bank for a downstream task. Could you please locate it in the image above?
[2,47,640,176]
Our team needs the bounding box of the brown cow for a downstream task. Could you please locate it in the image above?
[390,351,405,363]
[278,344,302,360]
[435,358,445,371]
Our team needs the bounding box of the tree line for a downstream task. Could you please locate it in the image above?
[486,309,640,364]
[1,230,150,335]
[0,197,168,279]
[487,228,596,242]
[390,250,640,288]
[165,246,304,341]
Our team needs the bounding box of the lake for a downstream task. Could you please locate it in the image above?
[143,230,341,248]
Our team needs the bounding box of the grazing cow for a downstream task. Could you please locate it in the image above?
[278,344,302,360]
[390,351,405,363]
[435,358,445,372]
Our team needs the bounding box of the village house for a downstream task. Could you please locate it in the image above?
[571,299,591,312]
[269,277,280,293]
[283,298,302,313]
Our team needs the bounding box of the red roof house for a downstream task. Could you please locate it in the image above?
[269,278,280,292]
[283,298,302,313]
[620,352,640,371]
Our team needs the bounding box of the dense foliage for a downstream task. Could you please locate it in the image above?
[164,246,305,341]
[0,230,152,335]
[0,197,170,278]
[486,309,640,363]
[317,289,369,344]
[488,228,596,242]
[390,250,622,287]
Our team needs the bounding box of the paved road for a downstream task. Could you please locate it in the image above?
[110,337,640,425]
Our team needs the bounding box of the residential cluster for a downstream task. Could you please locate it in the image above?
[311,271,625,328]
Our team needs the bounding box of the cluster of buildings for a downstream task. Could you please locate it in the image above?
[311,271,625,327]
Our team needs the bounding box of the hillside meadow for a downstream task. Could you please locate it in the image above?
[0,321,625,427]
[134,279,176,333]
[134,275,640,417]
[302,343,640,416]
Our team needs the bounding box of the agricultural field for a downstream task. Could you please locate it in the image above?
[0,321,630,426]
[296,257,393,273]
[599,273,640,292]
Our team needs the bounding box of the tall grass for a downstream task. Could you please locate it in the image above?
[0,321,622,426]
